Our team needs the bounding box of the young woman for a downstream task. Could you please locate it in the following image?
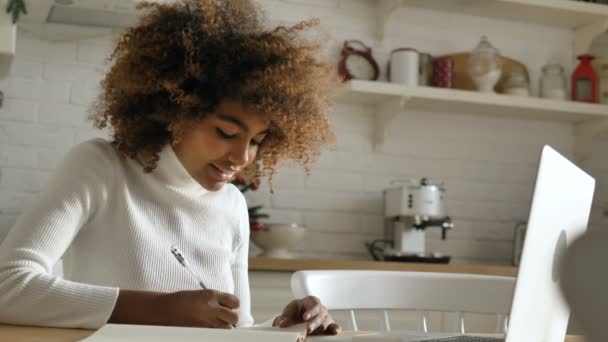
[0,0,339,335]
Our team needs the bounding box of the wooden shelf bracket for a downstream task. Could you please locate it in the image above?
[374,96,410,150]
[376,0,400,42]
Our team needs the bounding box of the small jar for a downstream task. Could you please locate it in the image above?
[597,57,608,104]
[504,68,530,96]
[540,63,568,100]
[432,56,454,88]
[418,52,433,86]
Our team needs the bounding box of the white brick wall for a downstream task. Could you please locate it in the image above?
[1,0,607,266]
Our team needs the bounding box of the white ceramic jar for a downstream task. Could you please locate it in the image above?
[389,48,419,86]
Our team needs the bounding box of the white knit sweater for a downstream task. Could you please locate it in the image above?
[0,138,254,329]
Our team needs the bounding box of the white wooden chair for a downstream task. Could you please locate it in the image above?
[290,270,515,334]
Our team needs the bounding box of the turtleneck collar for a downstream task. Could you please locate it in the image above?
[152,144,210,196]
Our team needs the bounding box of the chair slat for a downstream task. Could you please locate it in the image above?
[349,309,357,331]
[382,310,390,331]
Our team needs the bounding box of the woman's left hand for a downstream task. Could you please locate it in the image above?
[273,296,341,335]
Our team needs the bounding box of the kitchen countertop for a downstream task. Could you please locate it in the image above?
[248,257,518,277]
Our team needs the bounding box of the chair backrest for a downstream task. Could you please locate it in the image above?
[291,270,515,333]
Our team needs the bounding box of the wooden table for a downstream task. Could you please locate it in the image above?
[0,324,93,342]
[0,324,585,342]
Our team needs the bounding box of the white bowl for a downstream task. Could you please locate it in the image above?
[251,223,306,258]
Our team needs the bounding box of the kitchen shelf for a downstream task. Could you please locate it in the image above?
[333,80,608,160]
[377,0,608,55]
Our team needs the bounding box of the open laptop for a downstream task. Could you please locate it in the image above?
[346,146,596,342]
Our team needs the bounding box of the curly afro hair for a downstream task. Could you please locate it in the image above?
[93,0,337,185]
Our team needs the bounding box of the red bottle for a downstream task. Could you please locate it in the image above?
[572,54,598,103]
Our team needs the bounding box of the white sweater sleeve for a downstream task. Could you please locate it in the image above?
[0,140,119,329]
[232,192,255,327]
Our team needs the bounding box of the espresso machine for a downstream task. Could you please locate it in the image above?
[367,178,454,263]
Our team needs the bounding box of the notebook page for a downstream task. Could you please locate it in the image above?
[80,323,307,342]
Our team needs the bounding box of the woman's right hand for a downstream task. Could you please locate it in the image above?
[162,289,240,328]
[109,289,240,328]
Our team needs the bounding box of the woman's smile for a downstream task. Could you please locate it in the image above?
[209,163,237,181]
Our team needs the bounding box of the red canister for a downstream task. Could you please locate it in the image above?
[432,56,454,88]
[572,53,598,103]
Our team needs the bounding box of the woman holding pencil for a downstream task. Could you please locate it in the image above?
[0,0,339,335]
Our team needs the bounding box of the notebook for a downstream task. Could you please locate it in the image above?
[81,322,309,342]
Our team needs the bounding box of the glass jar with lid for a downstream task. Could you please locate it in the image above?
[540,63,568,100]
[468,35,503,93]
[504,67,530,96]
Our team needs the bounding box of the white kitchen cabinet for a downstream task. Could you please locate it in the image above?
[249,271,294,324]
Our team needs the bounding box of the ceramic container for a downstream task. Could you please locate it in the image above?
[250,223,307,258]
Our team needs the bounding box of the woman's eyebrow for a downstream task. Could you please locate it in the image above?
[217,114,248,131]
[217,114,270,135]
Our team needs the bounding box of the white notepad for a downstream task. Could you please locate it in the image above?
[81,323,309,342]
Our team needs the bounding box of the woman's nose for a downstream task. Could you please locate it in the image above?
[228,141,250,167]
